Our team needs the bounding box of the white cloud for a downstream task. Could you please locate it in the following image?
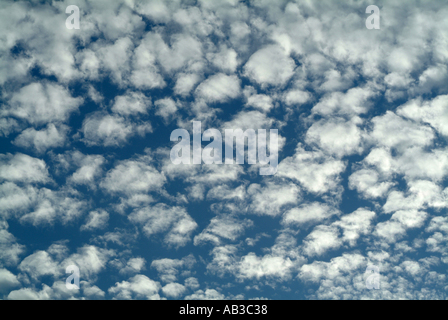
[349,169,395,199]
[282,202,339,227]
[118,257,146,275]
[135,0,172,23]
[184,277,200,290]
[222,110,278,131]
[81,281,106,299]
[301,225,342,257]
[0,220,25,267]
[0,118,20,137]
[369,111,435,151]
[5,82,83,125]
[129,204,197,248]
[111,91,151,116]
[374,210,428,243]
[397,95,448,137]
[155,98,179,123]
[248,181,300,216]
[174,73,201,96]
[18,251,60,279]
[207,45,238,73]
[206,184,246,201]
[237,253,295,280]
[19,188,87,226]
[13,124,69,153]
[1,0,448,301]
[282,89,310,107]
[195,73,241,104]
[0,153,50,184]
[62,245,115,280]
[151,255,196,283]
[244,89,274,112]
[108,274,161,300]
[95,37,134,86]
[299,253,366,283]
[194,215,252,245]
[305,117,364,158]
[0,182,36,219]
[243,45,295,88]
[100,157,165,195]
[395,147,448,182]
[80,210,109,232]
[312,87,376,117]
[277,144,346,194]
[8,286,52,300]
[0,268,20,294]
[383,180,447,213]
[69,154,105,186]
[184,289,225,300]
[162,282,186,298]
[81,112,152,147]
[333,209,376,246]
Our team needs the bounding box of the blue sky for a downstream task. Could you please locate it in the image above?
[0,0,448,300]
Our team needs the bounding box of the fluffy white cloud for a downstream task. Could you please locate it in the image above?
[194,215,253,245]
[111,91,151,116]
[184,289,224,300]
[116,257,146,275]
[108,274,161,300]
[375,210,428,243]
[277,144,346,194]
[19,188,87,226]
[369,111,435,151]
[18,251,60,279]
[62,245,115,280]
[81,112,152,147]
[282,202,339,227]
[0,268,20,294]
[299,253,366,283]
[155,98,179,123]
[0,182,36,219]
[301,225,342,257]
[151,255,196,283]
[4,82,83,125]
[237,253,295,280]
[0,153,50,184]
[243,45,295,88]
[1,0,448,301]
[80,210,109,232]
[333,209,376,246]
[101,156,165,195]
[248,181,300,216]
[13,124,69,153]
[306,117,364,158]
[349,169,395,199]
[195,73,241,103]
[129,204,197,247]
[69,154,105,186]
[312,87,376,117]
[398,95,448,137]
[243,87,274,112]
[162,282,186,298]
[0,220,25,267]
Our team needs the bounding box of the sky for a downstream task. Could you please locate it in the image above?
[0,0,448,300]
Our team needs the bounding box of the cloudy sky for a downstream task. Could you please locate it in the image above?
[0,0,448,300]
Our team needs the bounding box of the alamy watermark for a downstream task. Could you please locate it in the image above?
[66,5,80,29]
[366,5,380,29]
[365,265,380,290]
[66,265,80,290]
[170,121,278,175]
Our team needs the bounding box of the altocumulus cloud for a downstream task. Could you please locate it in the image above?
[0,0,447,300]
